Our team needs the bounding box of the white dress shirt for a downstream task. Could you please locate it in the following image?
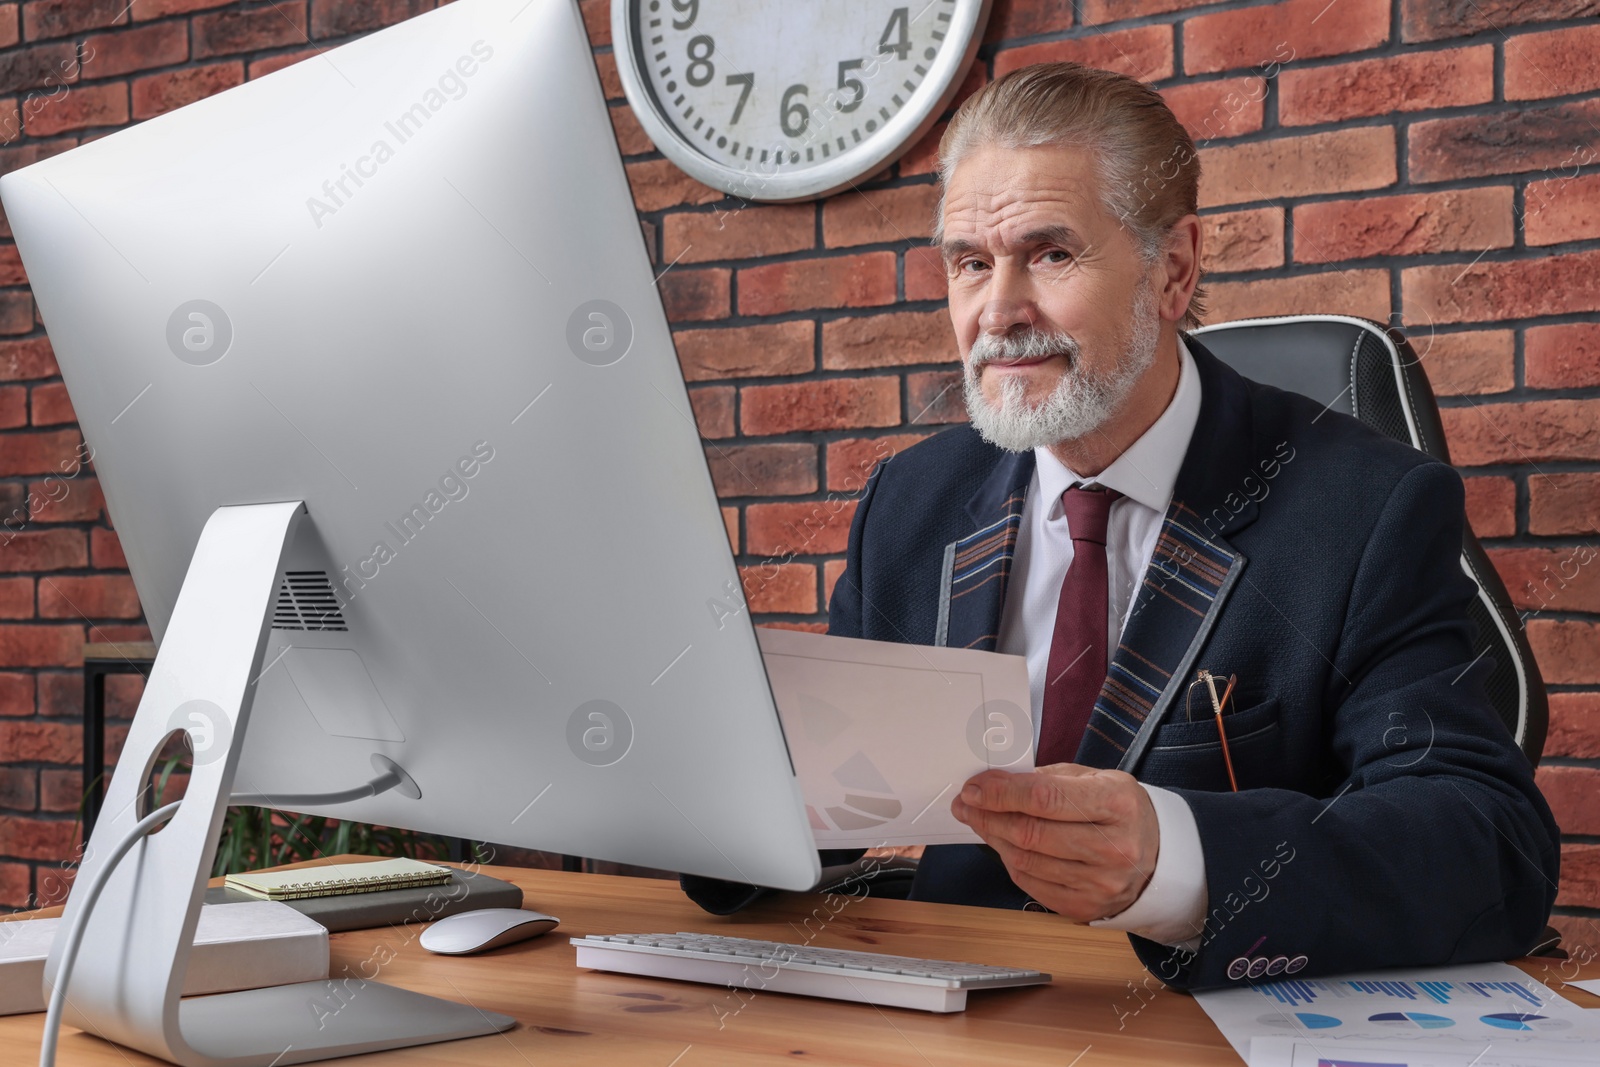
[993,335,1207,950]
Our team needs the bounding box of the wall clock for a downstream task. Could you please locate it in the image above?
[612,0,993,203]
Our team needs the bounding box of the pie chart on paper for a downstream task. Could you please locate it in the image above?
[1368,1012,1455,1028]
[1480,1012,1573,1032]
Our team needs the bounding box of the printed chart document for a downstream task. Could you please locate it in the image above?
[1192,961,1600,1066]
[756,628,1033,847]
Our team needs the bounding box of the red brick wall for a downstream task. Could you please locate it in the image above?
[1,0,1598,940]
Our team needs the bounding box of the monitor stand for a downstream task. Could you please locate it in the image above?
[44,501,514,1066]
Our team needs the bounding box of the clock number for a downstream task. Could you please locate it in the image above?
[879,7,911,61]
[685,34,715,88]
[836,59,864,113]
[780,83,809,138]
[725,72,754,124]
[670,0,698,31]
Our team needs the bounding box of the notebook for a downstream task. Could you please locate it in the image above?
[224,858,452,901]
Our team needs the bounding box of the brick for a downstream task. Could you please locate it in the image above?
[1537,764,1600,835]
[0,336,56,379]
[1403,249,1600,324]
[1557,843,1600,908]
[995,25,1174,82]
[1462,476,1515,539]
[1490,547,1600,613]
[131,62,244,121]
[658,268,729,322]
[1524,172,1600,248]
[1527,323,1600,389]
[0,383,22,427]
[0,42,80,94]
[738,252,896,315]
[824,558,848,608]
[986,0,1069,41]
[661,203,813,264]
[0,5,14,49]
[1529,473,1600,535]
[1202,269,1390,326]
[1441,400,1600,466]
[1199,128,1396,209]
[822,184,940,248]
[825,434,929,492]
[39,574,140,618]
[1083,0,1222,20]
[29,472,100,523]
[738,562,815,615]
[0,861,28,907]
[0,529,85,570]
[741,377,900,436]
[28,380,70,424]
[625,159,723,212]
[130,0,232,20]
[0,289,31,333]
[1413,330,1513,396]
[1507,24,1600,100]
[1529,619,1600,685]
[1184,0,1387,76]
[22,80,127,136]
[0,670,31,715]
[0,814,77,859]
[1546,692,1600,759]
[193,4,309,59]
[106,671,144,716]
[904,246,946,301]
[0,245,21,286]
[40,768,79,812]
[746,500,858,557]
[908,370,967,425]
[821,310,958,370]
[704,442,817,498]
[608,103,652,156]
[0,766,33,809]
[577,0,608,46]
[307,0,428,39]
[1161,77,1267,144]
[1402,0,1600,44]
[898,120,944,179]
[34,669,71,715]
[0,574,29,616]
[1278,47,1493,126]
[721,506,737,553]
[1201,208,1283,272]
[687,385,733,440]
[1409,99,1600,183]
[674,321,813,382]
[22,0,126,41]
[1293,188,1512,265]
[0,719,79,762]
[82,22,188,78]
[248,47,319,80]
[593,51,620,100]
[0,429,81,475]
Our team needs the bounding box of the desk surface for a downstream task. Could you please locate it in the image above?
[6,857,1598,1066]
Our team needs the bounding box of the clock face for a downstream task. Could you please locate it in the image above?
[613,0,992,202]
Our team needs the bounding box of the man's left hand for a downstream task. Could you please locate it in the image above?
[950,764,1161,922]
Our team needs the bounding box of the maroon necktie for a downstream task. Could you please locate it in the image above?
[1037,484,1121,766]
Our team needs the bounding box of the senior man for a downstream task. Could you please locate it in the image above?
[684,62,1560,991]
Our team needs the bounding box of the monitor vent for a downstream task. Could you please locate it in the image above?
[272,571,348,631]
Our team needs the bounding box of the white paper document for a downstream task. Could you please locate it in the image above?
[756,628,1033,847]
[1192,961,1600,1066]
[1560,977,1600,999]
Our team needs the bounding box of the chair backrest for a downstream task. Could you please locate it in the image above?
[1190,314,1547,766]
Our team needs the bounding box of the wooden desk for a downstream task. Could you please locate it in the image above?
[6,858,1598,1066]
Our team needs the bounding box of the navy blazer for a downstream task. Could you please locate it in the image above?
[688,334,1561,991]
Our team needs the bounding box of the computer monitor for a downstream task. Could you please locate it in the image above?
[0,0,818,1062]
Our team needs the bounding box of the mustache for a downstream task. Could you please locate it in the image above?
[969,329,1081,368]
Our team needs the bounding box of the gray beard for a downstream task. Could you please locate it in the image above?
[961,282,1161,453]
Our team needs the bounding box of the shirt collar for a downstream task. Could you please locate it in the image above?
[1034,334,1203,516]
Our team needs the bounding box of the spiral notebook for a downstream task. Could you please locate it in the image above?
[223,858,452,901]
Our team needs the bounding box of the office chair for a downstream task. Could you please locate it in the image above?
[1191,314,1548,768]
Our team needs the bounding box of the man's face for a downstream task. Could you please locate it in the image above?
[939,143,1165,451]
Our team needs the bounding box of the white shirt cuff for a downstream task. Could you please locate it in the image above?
[1087,783,1207,951]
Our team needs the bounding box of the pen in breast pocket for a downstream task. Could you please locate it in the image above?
[1199,669,1240,792]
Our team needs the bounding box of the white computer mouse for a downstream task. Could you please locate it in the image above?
[419,908,561,955]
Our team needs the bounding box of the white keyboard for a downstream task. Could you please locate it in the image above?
[570,932,1050,1013]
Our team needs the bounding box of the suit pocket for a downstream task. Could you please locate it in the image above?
[1138,697,1284,791]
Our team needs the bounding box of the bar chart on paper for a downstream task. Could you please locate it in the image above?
[1193,963,1600,1064]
